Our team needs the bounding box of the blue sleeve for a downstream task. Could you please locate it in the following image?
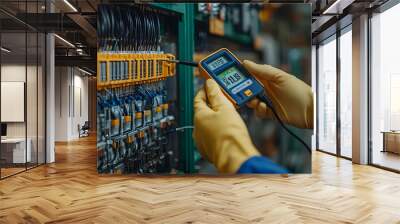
[237,156,288,174]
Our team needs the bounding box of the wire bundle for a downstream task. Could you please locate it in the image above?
[97,4,178,174]
[96,83,174,174]
[98,5,161,52]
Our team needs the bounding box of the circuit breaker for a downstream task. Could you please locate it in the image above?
[96,4,184,174]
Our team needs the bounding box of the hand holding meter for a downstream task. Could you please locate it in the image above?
[167,48,311,153]
[198,48,264,107]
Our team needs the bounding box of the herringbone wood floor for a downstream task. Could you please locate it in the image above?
[0,136,400,224]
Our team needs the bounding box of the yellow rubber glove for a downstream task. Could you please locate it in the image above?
[193,79,260,173]
[243,60,314,129]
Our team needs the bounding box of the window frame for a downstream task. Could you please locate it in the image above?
[315,23,353,160]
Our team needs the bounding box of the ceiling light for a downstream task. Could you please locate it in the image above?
[63,0,78,12]
[323,0,342,14]
[1,47,11,53]
[54,34,75,48]
[78,67,93,76]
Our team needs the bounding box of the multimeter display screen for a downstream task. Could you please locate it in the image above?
[207,56,228,71]
[217,67,246,89]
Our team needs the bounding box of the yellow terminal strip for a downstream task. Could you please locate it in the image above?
[97,52,176,89]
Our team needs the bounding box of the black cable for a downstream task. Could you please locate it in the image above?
[108,6,115,51]
[164,59,198,67]
[151,11,157,51]
[105,6,111,51]
[138,7,144,51]
[155,11,160,50]
[144,8,151,51]
[120,6,127,51]
[257,92,311,154]
[98,5,103,50]
[149,9,154,51]
[124,7,130,51]
[136,6,141,51]
[140,6,146,51]
[133,6,138,51]
[127,8,134,51]
[117,6,124,51]
[99,5,110,51]
[148,10,154,51]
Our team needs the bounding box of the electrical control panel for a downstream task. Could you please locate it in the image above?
[97,4,180,174]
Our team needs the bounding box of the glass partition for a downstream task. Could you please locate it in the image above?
[0,1,46,179]
[0,31,28,177]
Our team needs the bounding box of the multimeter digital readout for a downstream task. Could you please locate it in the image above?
[199,48,264,107]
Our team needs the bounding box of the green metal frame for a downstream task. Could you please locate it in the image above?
[153,3,196,173]
[178,5,196,173]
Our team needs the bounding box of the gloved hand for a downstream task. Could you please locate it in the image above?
[193,79,260,173]
[243,60,313,129]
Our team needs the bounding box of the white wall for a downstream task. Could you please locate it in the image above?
[1,63,46,163]
[55,67,69,141]
[54,67,89,141]
[72,70,89,136]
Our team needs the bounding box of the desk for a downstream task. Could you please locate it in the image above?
[1,138,31,164]
[382,131,400,154]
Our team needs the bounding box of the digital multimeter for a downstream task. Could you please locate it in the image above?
[166,48,312,153]
[199,48,264,107]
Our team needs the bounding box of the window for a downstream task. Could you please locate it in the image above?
[317,36,337,154]
[312,45,317,150]
[370,3,400,171]
[339,28,352,158]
